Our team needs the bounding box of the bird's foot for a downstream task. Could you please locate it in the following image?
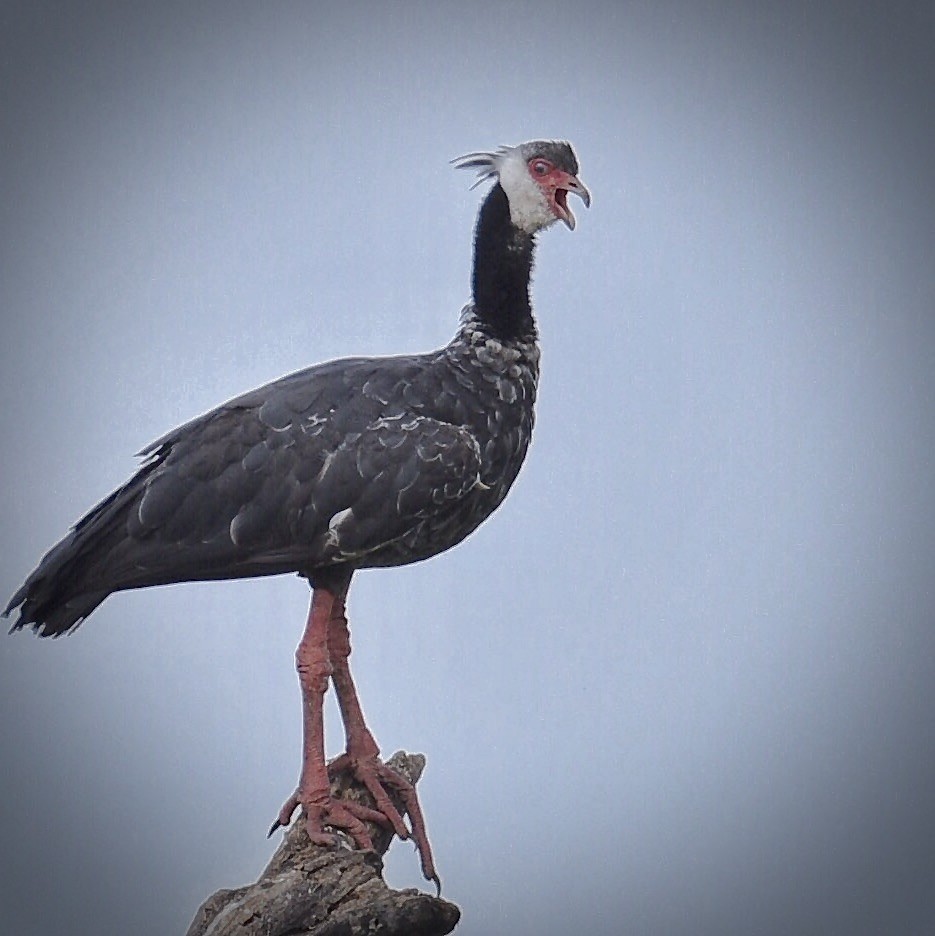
[327,751,440,893]
[268,786,391,850]
[268,754,440,893]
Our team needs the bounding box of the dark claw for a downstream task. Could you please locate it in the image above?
[431,872,442,897]
[267,818,282,838]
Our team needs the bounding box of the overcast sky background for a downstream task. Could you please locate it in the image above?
[1,3,933,934]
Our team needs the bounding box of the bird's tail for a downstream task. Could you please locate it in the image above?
[5,470,152,637]
[5,531,111,637]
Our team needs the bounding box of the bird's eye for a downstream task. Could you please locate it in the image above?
[530,159,552,176]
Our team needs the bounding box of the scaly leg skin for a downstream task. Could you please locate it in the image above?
[270,583,390,851]
[269,582,440,894]
[327,595,440,893]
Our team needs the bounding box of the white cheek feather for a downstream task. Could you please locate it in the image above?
[497,155,556,234]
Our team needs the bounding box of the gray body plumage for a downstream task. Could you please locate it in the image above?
[7,139,589,642]
[7,306,539,635]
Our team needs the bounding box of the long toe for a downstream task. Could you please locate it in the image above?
[308,799,376,850]
[345,755,439,886]
[280,755,439,887]
[271,786,393,852]
[268,791,301,837]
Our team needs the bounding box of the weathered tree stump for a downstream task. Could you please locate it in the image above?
[186,752,460,936]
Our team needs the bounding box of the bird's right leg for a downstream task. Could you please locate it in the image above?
[326,596,440,889]
[270,584,388,846]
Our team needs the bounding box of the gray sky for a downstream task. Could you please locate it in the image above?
[2,2,933,934]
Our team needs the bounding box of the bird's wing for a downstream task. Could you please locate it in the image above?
[304,413,486,564]
[5,354,484,634]
[128,407,485,571]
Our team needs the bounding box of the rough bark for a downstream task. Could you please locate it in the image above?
[186,752,460,936]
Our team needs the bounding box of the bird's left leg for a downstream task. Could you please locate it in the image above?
[270,579,389,847]
[327,595,440,890]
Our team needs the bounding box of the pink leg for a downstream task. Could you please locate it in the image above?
[270,583,389,848]
[327,595,439,889]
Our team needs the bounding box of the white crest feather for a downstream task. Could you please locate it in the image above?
[451,146,513,189]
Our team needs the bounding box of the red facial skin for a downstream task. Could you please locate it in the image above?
[526,157,590,228]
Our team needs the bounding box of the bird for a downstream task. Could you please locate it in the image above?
[5,139,589,890]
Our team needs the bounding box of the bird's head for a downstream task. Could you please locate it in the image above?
[453,140,590,234]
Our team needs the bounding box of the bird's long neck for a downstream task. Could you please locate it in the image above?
[471,183,537,342]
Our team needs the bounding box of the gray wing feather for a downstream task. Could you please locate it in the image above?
[5,352,484,635]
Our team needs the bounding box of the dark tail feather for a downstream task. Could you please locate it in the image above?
[5,462,159,637]
[5,532,111,637]
[6,588,109,637]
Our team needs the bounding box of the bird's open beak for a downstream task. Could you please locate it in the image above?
[552,172,591,231]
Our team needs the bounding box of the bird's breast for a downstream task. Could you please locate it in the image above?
[437,327,539,485]
[344,328,539,569]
